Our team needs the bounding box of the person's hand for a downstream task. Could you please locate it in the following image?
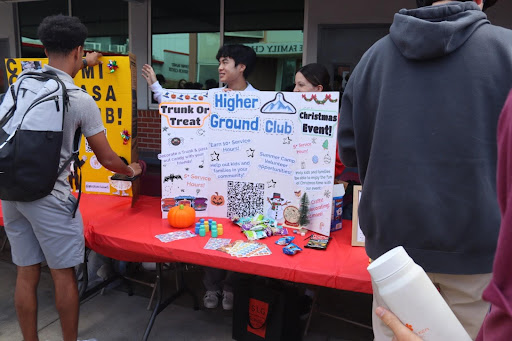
[142,64,157,86]
[128,162,142,177]
[376,307,422,341]
[222,88,233,92]
[84,51,103,67]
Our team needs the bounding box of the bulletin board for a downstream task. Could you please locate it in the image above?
[159,89,339,236]
[351,185,365,246]
[4,55,138,198]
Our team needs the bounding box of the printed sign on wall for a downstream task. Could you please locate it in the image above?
[4,55,137,197]
[159,89,339,236]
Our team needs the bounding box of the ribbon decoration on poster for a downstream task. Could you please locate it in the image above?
[4,56,137,197]
[159,90,339,236]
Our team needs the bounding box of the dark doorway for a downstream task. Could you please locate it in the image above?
[317,25,390,92]
[0,39,10,93]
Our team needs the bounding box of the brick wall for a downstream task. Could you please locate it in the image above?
[137,109,161,152]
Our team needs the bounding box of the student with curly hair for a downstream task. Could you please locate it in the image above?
[2,15,141,341]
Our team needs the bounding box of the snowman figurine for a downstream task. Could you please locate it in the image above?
[267,193,290,222]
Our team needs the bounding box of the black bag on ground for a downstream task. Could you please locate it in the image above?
[233,278,302,341]
[0,70,81,203]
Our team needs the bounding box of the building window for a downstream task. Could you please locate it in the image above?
[149,0,304,103]
[18,0,128,58]
[72,0,129,55]
[150,0,220,102]
[18,0,69,57]
[224,0,304,91]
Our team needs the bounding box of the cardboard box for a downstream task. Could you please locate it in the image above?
[331,184,345,232]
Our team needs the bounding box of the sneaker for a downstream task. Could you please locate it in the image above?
[222,291,234,310]
[204,290,221,308]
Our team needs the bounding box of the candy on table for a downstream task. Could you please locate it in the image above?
[276,236,295,245]
[283,243,302,255]
[244,230,267,241]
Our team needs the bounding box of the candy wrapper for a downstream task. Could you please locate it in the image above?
[232,214,287,240]
[244,230,267,241]
[270,225,288,236]
[304,234,330,250]
[276,236,295,246]
[283,243,302,255]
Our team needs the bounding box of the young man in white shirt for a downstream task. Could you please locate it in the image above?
[142,44,257,310]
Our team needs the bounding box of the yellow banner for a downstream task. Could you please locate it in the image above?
[4,55,137,197]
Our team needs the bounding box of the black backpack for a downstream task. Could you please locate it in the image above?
[0,70,82,215]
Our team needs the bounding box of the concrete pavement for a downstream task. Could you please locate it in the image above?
[0,241,373,341]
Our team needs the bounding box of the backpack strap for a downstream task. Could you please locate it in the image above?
[71,128,82,218]
[0,85,18,128]
[58,128,82,218]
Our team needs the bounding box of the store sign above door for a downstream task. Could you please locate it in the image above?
[247,43,303,56]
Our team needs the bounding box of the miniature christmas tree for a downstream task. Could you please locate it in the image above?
[299,192,310,227]
[322,139,328,150]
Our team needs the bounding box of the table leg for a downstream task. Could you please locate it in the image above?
[316,311,372,330]
[304,289,318,336]
[0,226,8,252]
[142,263,199,341]
[1,236,7,252]
[80,273,121,302]
[175,263,199,310]
[304,288,372,334]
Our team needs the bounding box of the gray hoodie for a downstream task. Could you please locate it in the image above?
[339,2,512,274]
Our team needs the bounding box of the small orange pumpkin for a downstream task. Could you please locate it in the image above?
[167,204,196,228]
[211,192,225,206]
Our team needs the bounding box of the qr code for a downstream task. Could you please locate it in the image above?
[226,181,264,218]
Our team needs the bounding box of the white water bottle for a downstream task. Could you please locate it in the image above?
[367,246,471,340]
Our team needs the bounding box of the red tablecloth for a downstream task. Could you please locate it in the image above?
[1,194,372,294]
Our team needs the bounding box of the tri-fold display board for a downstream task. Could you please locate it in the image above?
[159,89,339,236]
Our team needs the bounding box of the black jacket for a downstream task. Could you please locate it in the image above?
[339,2,512,274]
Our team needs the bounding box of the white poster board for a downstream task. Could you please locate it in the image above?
[351,185,365,246]
[159,90,339,236]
